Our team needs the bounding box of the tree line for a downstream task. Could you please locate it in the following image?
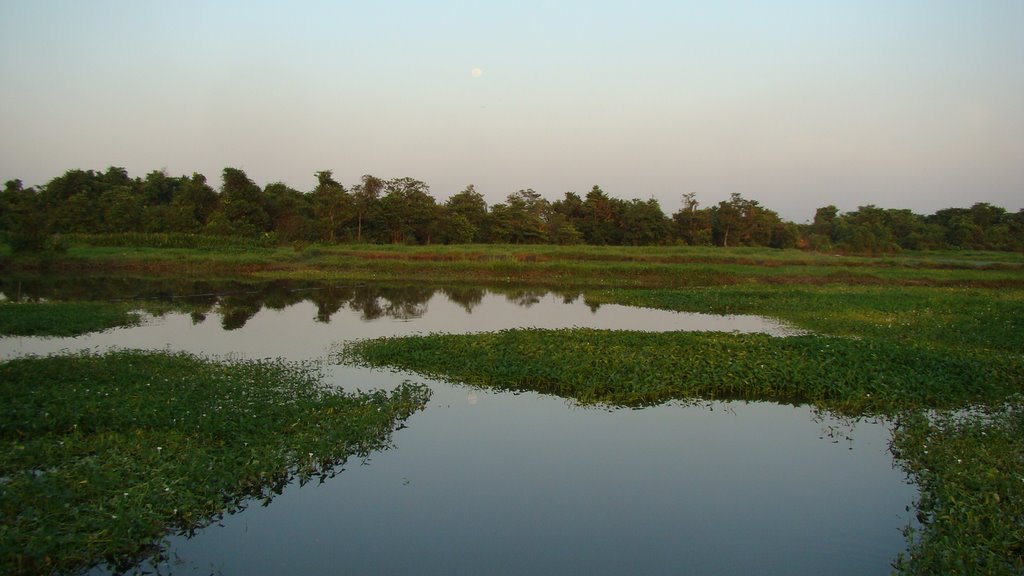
[2,166,1022,253]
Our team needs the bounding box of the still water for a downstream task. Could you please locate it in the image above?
[0,281,915,575]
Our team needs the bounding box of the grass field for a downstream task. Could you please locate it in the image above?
[4,237,1022,288]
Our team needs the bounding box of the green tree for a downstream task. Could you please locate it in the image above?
[579,186,619,245]
[266,181,314,242]
[812,205,839,237]
[618,198,670,245]
[501,189,548,244]
[378,177,438,244]
[711,194,742,247]
[711,193,780,247]
[167,173,218,233]
[311,171,351,244]
[352,174,384,243]
[832,205,899,254]
[671,193,712,245]
[211,167,270,237]
[443,184,488,243]
[1,179,49,252]
[99,186,144,233]
[139,170,181,206]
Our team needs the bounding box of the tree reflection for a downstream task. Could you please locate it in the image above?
[0,276,589,329]
[442,287,485,313]
[504,289,544,308]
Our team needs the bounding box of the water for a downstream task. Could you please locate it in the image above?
[0,280,915,575]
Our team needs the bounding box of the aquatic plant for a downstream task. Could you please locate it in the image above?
[340,329,1023,415]
[0,301,142,337]
[0,350,430,575]
[891,404,1024,574]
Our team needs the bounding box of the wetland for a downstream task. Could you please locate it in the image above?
[1,245,1022,575]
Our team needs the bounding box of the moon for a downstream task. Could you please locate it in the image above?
[471,67,483,78]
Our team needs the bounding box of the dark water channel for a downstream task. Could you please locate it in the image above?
[0,280,916,575]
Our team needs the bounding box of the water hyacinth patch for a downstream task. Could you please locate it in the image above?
[0,301,143,337]
[0,350,430,575]
[340,329,1022,416]
[891,404,1024,574]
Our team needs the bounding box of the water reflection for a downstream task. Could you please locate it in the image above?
[1,275,912,576]
[0,276,800,335]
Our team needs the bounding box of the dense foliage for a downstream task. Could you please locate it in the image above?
[0,301,142,337]
[0,351,430,575]
[891,406,1023,575]
[3,167,1022,253]
[341,329,1022,414]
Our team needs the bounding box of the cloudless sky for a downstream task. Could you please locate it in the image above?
[1,0,1021,222]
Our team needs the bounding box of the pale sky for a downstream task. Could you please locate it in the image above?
[1,0,1021,222]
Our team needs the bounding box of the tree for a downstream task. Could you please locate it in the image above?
[711,193,780,247]
[711,194,742,247]
[444,184,488,243]
[311,171,351,244]
[139,170,180,206]
[167,173,218,232]
[212,167,270,237]
[378,177,438,244]
[672,193,712,245]
[99,186,144,233]
[266,181,314,242]
[831,205,899,254]
[493,189,547,244]
[580,186,619,245]
[619,198,670,245]
[352,174,384,243]
[544,212,583,245]
[1,179,49,252]
[812,205,838,237]
[549,191,588,244]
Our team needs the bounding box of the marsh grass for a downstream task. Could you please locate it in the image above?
[0,301,143,337]
[340,329,1022,415]
[5,241,1022,288]
[585,285,1024,354]
[0,350,430,575]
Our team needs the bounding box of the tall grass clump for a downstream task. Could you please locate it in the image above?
[0,350,430,575]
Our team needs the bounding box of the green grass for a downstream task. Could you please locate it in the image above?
[4,240,1022,288]
[340,329,1023,415]
[0,301,143,337]
[0,350,430,575]
[584,285,1024,354]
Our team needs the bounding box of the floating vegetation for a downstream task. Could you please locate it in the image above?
[342,324,1024,573]
[339,329,1023,416]
[0,350,431,575]
[0,301,142,337]
[891,403,1024,574]
[584,285,1024,355]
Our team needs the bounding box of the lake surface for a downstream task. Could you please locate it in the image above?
[0,280,916,575]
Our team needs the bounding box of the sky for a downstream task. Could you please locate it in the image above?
[1,0,1022,223]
